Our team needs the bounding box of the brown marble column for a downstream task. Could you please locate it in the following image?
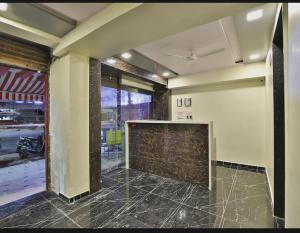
[89,58,101,193]
[152,84,171,120]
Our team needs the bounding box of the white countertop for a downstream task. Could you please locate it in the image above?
[125,120,211,125]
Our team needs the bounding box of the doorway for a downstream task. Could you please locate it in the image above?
[0,64,48,205]
[100,64,153,174]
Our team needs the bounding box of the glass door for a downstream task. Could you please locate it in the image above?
[100,85,123,173]
[100,72,153,174]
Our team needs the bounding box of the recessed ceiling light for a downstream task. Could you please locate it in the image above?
[0,3,8,11]
[246,9,263,22]
[249,53,260,60]
[162,72,170,77]
[151,74,158,78]
[106,58,116,64]
[121,52,132,59]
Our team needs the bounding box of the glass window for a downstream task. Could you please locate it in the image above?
[0,66,46,205]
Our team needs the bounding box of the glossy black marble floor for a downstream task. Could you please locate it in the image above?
[0,165,277,228]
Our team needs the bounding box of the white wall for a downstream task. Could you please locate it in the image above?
[168,62,266,89]
[284,3,300,227]
[170,64,267,167]
[50,53,90,198]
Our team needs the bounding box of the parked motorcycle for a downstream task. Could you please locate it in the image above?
[16,134,45,159]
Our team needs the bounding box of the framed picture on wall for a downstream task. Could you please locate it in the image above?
[177,98,182,107]
[184,98,192,107]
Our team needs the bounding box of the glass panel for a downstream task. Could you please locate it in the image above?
[0,100,45,205]
[120,89,152,159]
[100,82,152,174]
[100,86,123,173]
[121,89,152,122]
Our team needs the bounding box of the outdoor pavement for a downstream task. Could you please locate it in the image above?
[0,159,45,206]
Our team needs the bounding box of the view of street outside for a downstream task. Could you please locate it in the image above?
[0,126,44,167]
[101,85,152,173]
[0,101,45,206]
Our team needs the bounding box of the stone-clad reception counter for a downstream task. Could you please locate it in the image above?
[125,120,213,189]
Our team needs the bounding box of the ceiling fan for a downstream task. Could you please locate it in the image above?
[163,48,225,61]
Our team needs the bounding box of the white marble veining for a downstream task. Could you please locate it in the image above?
[0,166,276,228]
[125,120,214,190]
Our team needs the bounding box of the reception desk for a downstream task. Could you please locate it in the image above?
[125,120,213,189]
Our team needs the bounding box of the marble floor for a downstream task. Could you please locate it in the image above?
[101,156,125,174]
[0,165,278,228]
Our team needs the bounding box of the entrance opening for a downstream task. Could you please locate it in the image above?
[100,64,152,174]
[0,64,46,206]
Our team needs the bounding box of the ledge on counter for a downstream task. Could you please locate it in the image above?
[125,120,211,125]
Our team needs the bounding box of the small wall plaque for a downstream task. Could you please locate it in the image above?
[177,98,182,107]
[184,98,192,107]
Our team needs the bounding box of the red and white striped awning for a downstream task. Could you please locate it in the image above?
[0,65,45,102]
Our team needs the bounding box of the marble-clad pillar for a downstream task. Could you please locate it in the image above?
[89,58,101,193]
[152,84,171,120]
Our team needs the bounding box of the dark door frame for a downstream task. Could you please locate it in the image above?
[272,8,285,218]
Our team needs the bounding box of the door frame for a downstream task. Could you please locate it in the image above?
[0,62,50,192]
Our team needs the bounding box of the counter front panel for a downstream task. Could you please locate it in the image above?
[128,122,209,186]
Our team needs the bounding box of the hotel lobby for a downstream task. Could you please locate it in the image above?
[0,2,299,229]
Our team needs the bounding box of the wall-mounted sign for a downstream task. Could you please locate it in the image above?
[177,98,182,107]
[184,98,192,107]
[176,111,185,120]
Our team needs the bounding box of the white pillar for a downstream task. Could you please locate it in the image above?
[49,52,90,198]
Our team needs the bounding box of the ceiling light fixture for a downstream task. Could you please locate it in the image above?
[151,74,158,78]
[246,9,263,21]
[121,52,132,59]
[0,3,8,11]
[249,53,260,60]
[106,58,116,64]
[162,72,170,77]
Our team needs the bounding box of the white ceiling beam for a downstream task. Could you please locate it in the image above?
[0,15,60,48]
[168,62,266,89]
[53,3,264,59]
[53,3,142,56]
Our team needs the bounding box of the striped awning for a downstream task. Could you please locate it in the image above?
[0,65,45,102]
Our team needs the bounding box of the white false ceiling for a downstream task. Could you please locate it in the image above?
[134,3,278,76]
[41,3,111,22]
[234,3,279,64]
[135,17,241,76]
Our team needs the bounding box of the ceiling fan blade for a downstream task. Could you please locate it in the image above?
[163,53,187,59]
[197,48,225,58]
